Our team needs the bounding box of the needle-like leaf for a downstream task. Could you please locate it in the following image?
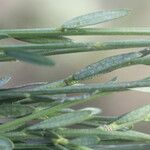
[16,36,72,44]
[72,49,150,81]
[56,128,150,141]
[107,105,150,130]
[0,8,149,150]
[0,103,34,118]
[71,136,100,146]
[28,108,100,130]
[62,9,130,28]
[4,49,55,66]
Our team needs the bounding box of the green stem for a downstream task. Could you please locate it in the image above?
[0,39,150,62]
[0,39,150,51]
[1,27,150,38]
[34,39,150,55]
[0,80,150,96]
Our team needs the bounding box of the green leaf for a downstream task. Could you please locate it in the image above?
[0,136,14,150]
[106,105,150,130]
[71,136,100,146]
[16,36,72,44]
[0,91,105,133]
[56,128,150,141]
[28,108,100,130]
[3,27,150,38]
[72,50,147,81]
[62,9,130,28]
[4,49,55,66]
[0,103,35,118]
[130,76,150,92]
[0,76,11,87]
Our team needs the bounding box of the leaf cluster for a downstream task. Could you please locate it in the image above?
[0,9,149,150]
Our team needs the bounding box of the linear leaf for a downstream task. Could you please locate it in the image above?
[3,27,150,38]
[0,91,106,132]
[0,103,34,118]
[107,105,150,130]
[19,93,95,104]
[4,50,55,66]
[16,36,72,44]
[72,49,149,81]
[56,128,150,141]
[130,76,150,92]
[62,9,129,28]
[71,136,100,146]
[28,108,100,130]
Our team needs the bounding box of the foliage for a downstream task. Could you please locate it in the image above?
[0,9,149,150]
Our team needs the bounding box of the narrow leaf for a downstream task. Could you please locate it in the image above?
[72,50,147,81]
[130,77,150,92]
[0,103,34,118]
[62,9,130,28]
[4,50,55,66]
[56,128,150,141]
[16,36,72,44]
[71,136,100,146]
[28,108,100,130]
[107,105,150,130]
[3,27,150,38]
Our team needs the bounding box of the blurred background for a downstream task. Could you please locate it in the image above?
[0,0,149,132]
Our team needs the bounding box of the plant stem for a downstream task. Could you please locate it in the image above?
[1,27,150,38]
[0,39,150,63]
[0,80,150,96]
